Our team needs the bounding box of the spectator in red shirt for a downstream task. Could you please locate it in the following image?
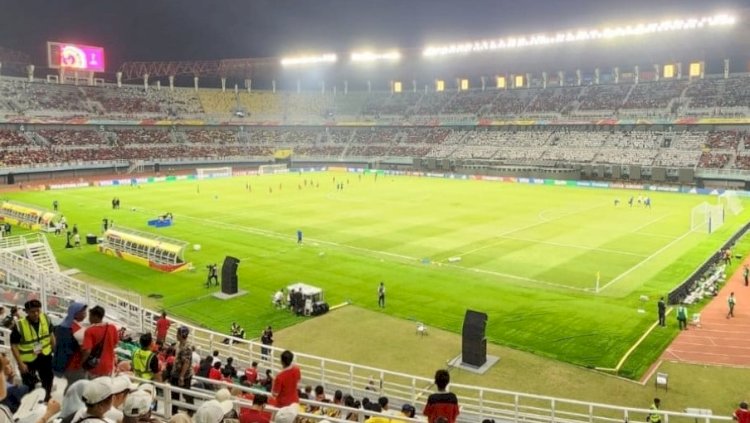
[208,361,223,382]
[270,350,300,407]
[243,361,259,386]
[423,369,459,423]
[81,305,119,377]
[240,393,272,423]
[735,402,750,423]
[155,312,171,344]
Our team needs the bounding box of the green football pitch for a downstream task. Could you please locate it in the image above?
[5,172,748,377]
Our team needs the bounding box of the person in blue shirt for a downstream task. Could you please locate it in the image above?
[297,230,303,244]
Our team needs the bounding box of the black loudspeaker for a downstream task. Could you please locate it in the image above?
[311,301,329,316]
[154,163,161,173]
[462,310,488,367]
[221,256,240,294]
[7,173,14,185]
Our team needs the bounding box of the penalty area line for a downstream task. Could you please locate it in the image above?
[597,230,694,293]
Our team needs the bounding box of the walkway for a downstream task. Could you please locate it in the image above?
[661,258,750,366]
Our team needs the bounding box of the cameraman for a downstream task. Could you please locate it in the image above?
[206,264,218,288]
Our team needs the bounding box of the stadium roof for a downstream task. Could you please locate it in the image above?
[1,1,748,85]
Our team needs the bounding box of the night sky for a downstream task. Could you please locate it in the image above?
[0,0,744,69]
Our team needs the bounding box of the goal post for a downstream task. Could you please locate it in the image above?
[258,164,289,175]
[691,202,724,234]
[196,166,232,180]
[719,191,744,216]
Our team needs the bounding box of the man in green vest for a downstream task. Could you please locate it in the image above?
[10,300,55,401]
[647,398,662,423]
[132,333,160,381]
[676,303,688,330]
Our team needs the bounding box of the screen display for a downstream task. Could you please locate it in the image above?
[47,42,105,72]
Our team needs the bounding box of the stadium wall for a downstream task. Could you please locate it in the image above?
[6,158,750,195]
[668,221,750,304]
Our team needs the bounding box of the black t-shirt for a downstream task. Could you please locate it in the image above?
[261,331,273,345]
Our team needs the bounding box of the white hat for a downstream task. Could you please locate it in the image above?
[13,388,46,423]
[138,382,156,400]
[274,405,299,423]
[60,380,90,419]
[111,375,137,395]
[215,388,232,402]
[193,399,234,423]
[123,391,153,417]
[82,377,115,405]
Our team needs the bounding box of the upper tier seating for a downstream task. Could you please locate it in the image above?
[0,127,741,172]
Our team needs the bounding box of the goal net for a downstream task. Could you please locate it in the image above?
[258,164,289,175]
[196,166,232,180]
[719,191,744,216]
[691,202,725,234]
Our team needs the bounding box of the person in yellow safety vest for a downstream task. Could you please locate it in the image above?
[647,398,662,423]
[132,333,161,381]
[10,300,56,401]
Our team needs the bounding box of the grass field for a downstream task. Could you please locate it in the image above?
[4,171,748,378]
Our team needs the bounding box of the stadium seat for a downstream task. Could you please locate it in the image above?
[655,372,668,391]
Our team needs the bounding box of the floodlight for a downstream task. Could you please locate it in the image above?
[351,51,401,63]
[422,12,737,57]
[280,54,337,66]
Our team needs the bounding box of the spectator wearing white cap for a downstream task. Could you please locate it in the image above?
[71,376,115,423]
[104,375,137,423]
[193,399,233,423]
[123,391,161,423]
[59,380,90,422]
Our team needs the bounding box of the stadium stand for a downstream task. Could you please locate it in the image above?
[198,89,237,114]
[525,86,582,115]
[238,92,283,119]
[574,84,631,114]
[1,74,750,173]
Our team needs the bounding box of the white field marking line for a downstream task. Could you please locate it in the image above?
[597,229,694,292]
[636,232,679,240]
[495,235,648,257]
[135,207,418,262]
[630,213,672,233]
[440,261,590,292]
[135,206,583,291]
[458,203,608,258]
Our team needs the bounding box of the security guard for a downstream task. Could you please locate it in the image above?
[647,398,662,423]
[132,333,160,381]
[11,300,55,401]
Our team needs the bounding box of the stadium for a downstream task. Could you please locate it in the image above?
[0,2,750,423]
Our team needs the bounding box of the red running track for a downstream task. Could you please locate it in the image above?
[661,258,750,367]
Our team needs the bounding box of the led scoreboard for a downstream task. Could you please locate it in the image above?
[47,42,105,72]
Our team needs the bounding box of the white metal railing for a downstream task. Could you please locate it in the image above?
[0,234,736,423]
[0,232,49,250]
